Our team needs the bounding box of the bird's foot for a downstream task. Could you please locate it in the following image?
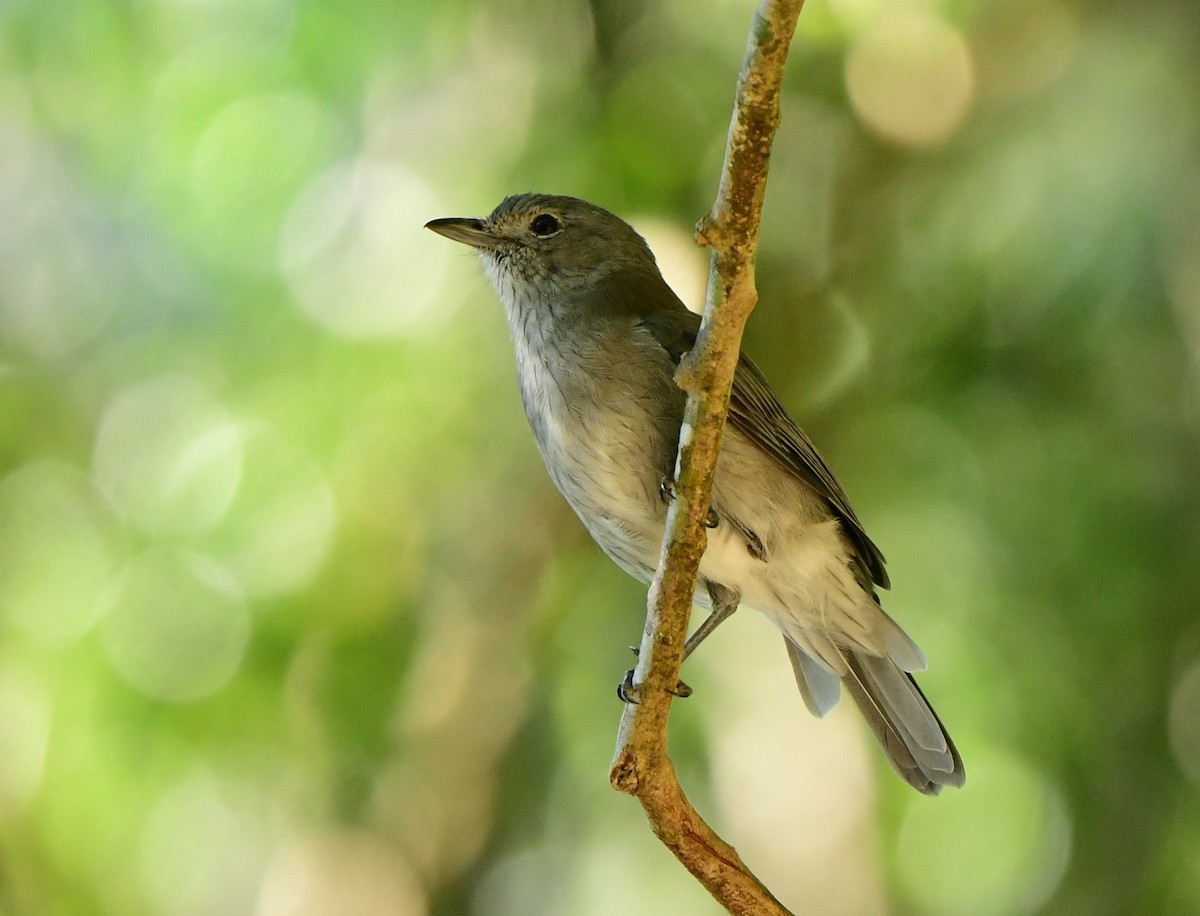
[617,646,692,701]
[659,475,675,504]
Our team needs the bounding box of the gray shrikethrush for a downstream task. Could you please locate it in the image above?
[426,194,964,794]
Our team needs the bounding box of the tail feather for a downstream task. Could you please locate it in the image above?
[842,652,965,795]
[876,607,928,673]
[784,636,842,717]
[781,635,964,794]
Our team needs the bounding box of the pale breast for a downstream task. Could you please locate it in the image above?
[510,312,677,580]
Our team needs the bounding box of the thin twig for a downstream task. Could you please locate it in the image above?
[608,0,806,913]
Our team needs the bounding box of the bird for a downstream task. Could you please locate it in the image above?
[426,193,964,795]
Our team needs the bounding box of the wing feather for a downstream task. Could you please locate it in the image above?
[639,307,889,589]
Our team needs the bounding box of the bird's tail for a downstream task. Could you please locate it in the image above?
[840,651,965,795]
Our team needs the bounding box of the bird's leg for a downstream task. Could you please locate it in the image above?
[619,484,732,702]
[684,581,740,661]
[617,583,740,703]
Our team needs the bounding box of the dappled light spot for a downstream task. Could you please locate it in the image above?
[519,831,726,915]
[973,0,1080,102]
[707,618,886,914]
[0,665,51,814]
[148,33,297,191]
[0,128,118,360]
[896,748,1071,915]
[379,592,531,880]
[93,375,243,537]
[279,161,452,339]
[846,11,974,147]
[101,549,248,702]
[190,93,330,200]
[827,0,882,33]
[360,0,557,178]
[0,461,120,641]
[212,424,337,600]
[140,770,272,916]
[189,91,335,264]
[255,830,426,916]
[472,845,575,916]
[372,758,494,884]
[397,595,482,736]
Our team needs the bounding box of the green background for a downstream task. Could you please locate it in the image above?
[0,0,1198,913]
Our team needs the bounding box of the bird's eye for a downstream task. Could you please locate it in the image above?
[530,214,561,238]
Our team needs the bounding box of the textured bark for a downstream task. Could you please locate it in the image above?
[608,1,807,913]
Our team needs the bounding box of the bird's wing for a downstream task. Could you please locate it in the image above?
[639,307,889,589]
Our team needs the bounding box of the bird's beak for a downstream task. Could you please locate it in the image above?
[424,217,507,250]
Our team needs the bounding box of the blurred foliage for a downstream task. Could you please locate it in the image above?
[0,0,1199,913]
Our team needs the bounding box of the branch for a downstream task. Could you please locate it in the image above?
[609,1,806,913]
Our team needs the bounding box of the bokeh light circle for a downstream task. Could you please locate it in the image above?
[279,160,452,339]
[190,92,332,221]
[846,11,975,147]
[896,749,1071,916]
[255,830,427,916]
[93,375,244,537]
[0,666,52,814]
[140,770,271,916]
[101,548,249,702]
[212,424,337,600]
[0,461,119,641]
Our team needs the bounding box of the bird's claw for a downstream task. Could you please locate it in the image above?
[659,475,676,504]
[617,668,640,704]
[616,665,692,702]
